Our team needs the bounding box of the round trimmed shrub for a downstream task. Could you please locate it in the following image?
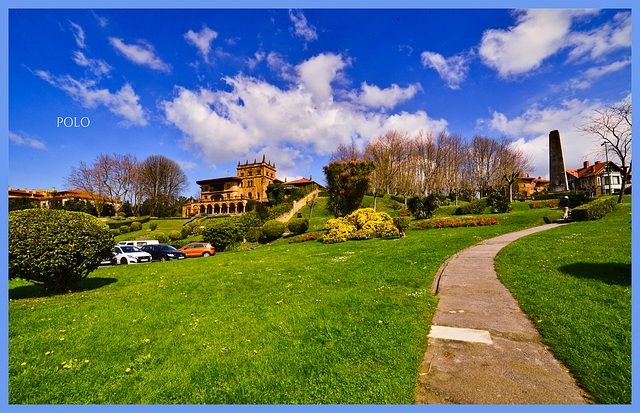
[9,209,114,291]
[262,220,286,240]
[111,229,120,236]
[181,226,191,239]
[202,220,244,252]
[169,230,182,241]
[130,221,142,231]
[155,232,168,243]
[119,225,130,234]
[149,222,158,231]
[287,217,309,234]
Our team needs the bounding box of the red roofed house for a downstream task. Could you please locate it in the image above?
[513,175,550,199]
[566,161,629,197]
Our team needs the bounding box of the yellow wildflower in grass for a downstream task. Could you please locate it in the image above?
[378,320,383,324]
[59,337,65,341]
[144,338,150,343]
[21,362,27,366]
[125,368,131,373]
[85,360,89,363]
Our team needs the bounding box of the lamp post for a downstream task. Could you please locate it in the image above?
[601,142,612,195]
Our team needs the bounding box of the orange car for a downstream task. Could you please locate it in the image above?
[179,242,215,257]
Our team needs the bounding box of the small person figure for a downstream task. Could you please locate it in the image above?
[559,196,570,220]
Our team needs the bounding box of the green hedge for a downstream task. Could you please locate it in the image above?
[454,198,488,215]
[106,216,150,229]
[571,196,617,221]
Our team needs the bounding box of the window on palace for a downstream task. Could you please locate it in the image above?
[248,171,253,176]
[240,173,244,177]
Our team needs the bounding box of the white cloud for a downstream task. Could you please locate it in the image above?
[247,51,266,70]
[35,70,147,127]
[567,12,631,62]
[72,51,113,77]
[478,9,580,78]
[420,51,470,89]
[9,131,46,150]
[184,25,218,63]
[567,58,631,90]
[296,53,350,104]
[161,54,447,168]
[480,98,605,178]
[288,9,318,42]
[349,82,422,110]
[266,51,295,81]
[108,37,171,72]
[69,21,86,48]
[92,11,108,28]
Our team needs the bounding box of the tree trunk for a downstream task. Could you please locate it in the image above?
[618,167,628,204]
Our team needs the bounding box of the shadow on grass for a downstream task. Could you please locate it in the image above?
[9,277,118,300]
[558,262,631,287]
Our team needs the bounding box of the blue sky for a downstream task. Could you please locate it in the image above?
[8,4,633,198]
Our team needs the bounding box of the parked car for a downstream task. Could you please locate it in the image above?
[117,240,159,248]
[141,244,187,262]
[179,242,215,257]
[100,252,116,266]
[111,245,152,265]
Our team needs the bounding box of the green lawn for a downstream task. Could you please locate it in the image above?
[9,197,625,404]
[495,201,631,404]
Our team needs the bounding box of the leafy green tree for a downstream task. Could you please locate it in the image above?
[323,160,375,217]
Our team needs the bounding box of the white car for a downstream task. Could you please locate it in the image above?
[111,245,152,265]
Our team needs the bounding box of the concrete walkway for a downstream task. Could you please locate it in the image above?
[415,223,588,404]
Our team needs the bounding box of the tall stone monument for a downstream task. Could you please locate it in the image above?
[548,130,568,193]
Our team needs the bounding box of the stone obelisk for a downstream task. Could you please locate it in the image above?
[548,130,568,193]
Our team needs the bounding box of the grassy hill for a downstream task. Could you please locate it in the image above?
[9,197,630,403]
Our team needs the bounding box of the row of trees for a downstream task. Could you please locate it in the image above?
[65,153,189,217]
[330,130,531,209]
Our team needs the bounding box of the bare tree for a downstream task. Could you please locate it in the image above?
[437,132,469,205]
[95,153,139,214]
[64,161,108,217]
[329,141,362,162]
[468,135,503,197]
[578,98,632,203]
[496,136,533,202]
[414,130,438,195]
[364,130,412,210]
[141,155,189,217]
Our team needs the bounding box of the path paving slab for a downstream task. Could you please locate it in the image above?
[415,223,588,405]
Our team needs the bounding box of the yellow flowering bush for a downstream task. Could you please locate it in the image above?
[323,208,399,244]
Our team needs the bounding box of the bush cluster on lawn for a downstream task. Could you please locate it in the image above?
[245,227,263,243]
[454,197,488,215]
[323,208,399,244]
[413,216,499,229]
[288,232,320,243]
[106,216,150,229]
[393,217,411,236]
[287,217,309,234]
[202,220,245,252]
[407,194,440,219]
[486,193,512,213]
[9,209,113,291]
[262,220,286,240]
[533,191,591,208]
[529,200,559,209]
[570,196,617,221]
